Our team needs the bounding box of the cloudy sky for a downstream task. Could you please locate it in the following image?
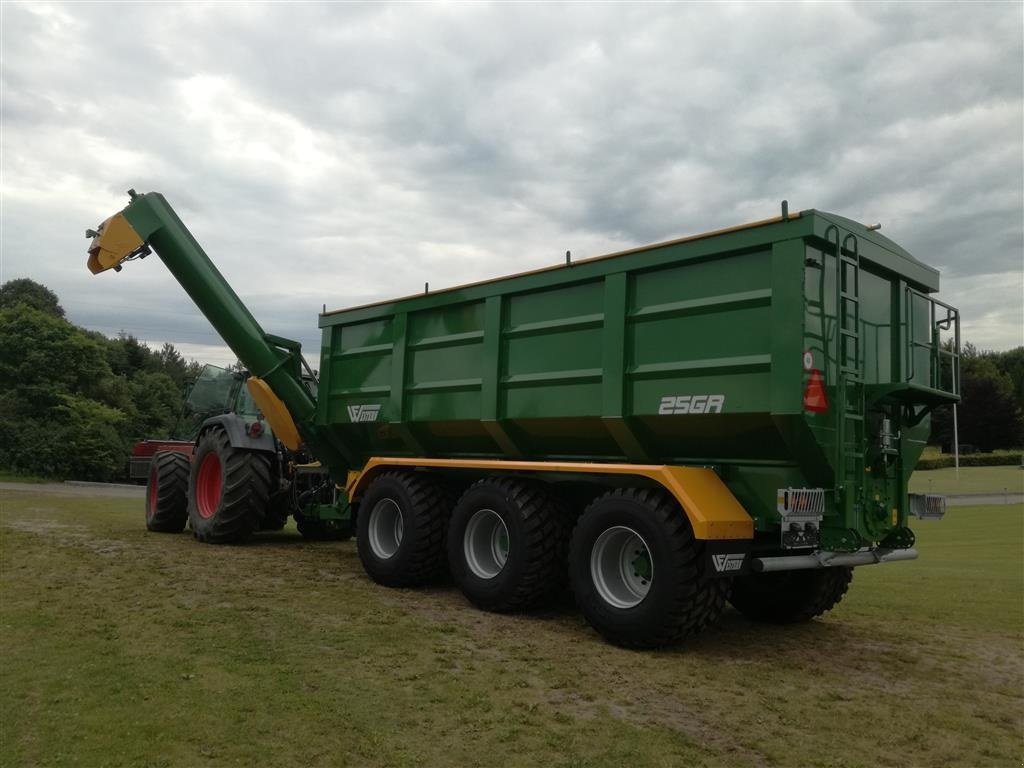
[2,2,1022,368]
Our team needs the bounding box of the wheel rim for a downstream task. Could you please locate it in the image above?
[463,509,509,579]
[591,525,653,608]
[147,464,158,520]
[195,453,222,520]
[368,498,403,559]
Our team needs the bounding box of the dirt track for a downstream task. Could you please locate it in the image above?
[0,482,145,498]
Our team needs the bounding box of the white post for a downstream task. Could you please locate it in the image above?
[953,403,960,479]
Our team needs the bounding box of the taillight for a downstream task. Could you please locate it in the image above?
[803,369,828,413]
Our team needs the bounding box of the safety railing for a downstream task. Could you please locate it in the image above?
[906,288,960,397]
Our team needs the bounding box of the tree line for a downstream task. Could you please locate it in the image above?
[0,279,203,480]
[0,278,1021,482]
[930,343,1024,453]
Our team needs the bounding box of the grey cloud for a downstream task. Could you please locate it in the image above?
[1,1,1020,361]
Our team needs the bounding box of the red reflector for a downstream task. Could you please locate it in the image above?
[248,421,263,437]
[803,369,828,413]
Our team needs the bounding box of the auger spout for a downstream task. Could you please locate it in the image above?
[87,190,350,477]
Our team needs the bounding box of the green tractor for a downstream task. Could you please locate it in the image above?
[143,364,349,542]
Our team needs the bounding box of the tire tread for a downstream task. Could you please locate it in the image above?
[570,487,730,648]
[358,471,452,586]
[453,478,569,612]
[146,451,190,533]
[188,427,271,544]
[729,567,853,624]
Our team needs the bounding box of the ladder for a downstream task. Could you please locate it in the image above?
[825,225,865,506]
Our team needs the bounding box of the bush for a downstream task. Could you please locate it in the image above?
[915,452,1023,470]
[0,395,128,481]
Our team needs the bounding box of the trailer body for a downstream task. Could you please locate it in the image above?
[318,210,958,553]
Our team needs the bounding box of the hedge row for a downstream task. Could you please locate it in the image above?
[916,452,1023,470]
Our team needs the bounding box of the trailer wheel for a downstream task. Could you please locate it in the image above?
[729,567,853,624]
[145,451,190,533]
[447,479,568,612]
[356,471,450,586]
[569,488,729,648]
[187,426,271,544]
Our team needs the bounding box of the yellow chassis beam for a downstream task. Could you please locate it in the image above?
[345,457,753,541]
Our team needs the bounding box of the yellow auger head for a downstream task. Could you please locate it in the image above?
[86,210,149,274]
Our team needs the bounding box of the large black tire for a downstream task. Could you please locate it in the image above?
[447,478,569,613]
[569,488,729,649]
[729,567,853,624]
[187,426,272,544]
[145,451,190,533]
[356,471,450,587]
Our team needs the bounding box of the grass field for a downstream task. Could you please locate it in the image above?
[909,464,1023,495]
[0,471,50,484]
[1,487,1021,768]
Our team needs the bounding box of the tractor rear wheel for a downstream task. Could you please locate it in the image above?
[569,488,729,648]
[145,451,190,533]
[729,567,853,624]
[187,426,271,544]
[356,471,450,586]
[447,478,568,612]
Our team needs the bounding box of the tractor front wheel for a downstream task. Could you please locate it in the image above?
[145,451,190,533]
[187,426,271,544]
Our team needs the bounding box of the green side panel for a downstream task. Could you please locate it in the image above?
[502,281,605,421]
[325,317,393,421]
[407,301,485,422]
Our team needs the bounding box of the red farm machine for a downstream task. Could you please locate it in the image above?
[86,191,958,647]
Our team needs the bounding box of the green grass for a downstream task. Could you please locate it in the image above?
[922,446,1021,459]
[0,471,51,483]
[909,464,1024,494]
[1,489,1021,767]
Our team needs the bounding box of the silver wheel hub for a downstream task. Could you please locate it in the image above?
[463,509,509,579]
[368,498,403,559]
[591,525,653,608]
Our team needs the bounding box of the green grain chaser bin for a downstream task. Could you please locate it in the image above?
[87,192,959,647]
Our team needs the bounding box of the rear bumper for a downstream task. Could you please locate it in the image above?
[752,547,918,572]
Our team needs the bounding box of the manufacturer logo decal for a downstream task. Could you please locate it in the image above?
[658,394,725,415]
[346,404,382,423]
[712,553,745,573]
